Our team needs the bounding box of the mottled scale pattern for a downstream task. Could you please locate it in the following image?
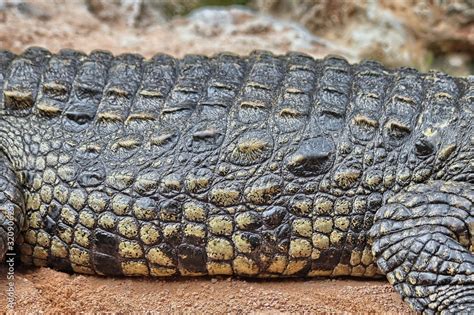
[0,47,472,279]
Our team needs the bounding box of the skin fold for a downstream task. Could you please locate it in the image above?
[0,47,472,313]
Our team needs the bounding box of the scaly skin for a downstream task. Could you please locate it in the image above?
[0,47,472,313]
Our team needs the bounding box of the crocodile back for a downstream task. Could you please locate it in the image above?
[0,48,471,277]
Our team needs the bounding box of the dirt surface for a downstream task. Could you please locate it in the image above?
[0,266,412,313]
[0,1,427,313]
[0,1,341,60]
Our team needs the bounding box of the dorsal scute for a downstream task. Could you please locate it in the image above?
[313,56,352,133]
[0,50,16,111]
[420,71,460,128]
[348,60,392,142]
[126,54,177,128]
[35,49,85,117]
[106,53,143,97]
[237,51,284,124]
[62,50,113,130]
[199,53,246,120]
[459,76,473,117]
[96,54,144,124]
[159,55,211,127]
[383,68,424,138]
[274,53,318,133]
[2,47,51,113]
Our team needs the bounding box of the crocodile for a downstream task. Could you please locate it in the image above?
[0,47,472,313]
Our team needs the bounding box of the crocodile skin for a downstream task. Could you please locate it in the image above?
[0,47,472,281]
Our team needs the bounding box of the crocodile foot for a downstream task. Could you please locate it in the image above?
[370,181,474,314]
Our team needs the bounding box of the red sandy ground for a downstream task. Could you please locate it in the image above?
[0,266,412,313]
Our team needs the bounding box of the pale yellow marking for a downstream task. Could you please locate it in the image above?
[37,102,61,115]
[353,114,379,128]
[43,82,68,94]
[207,262,233,275]
[334,217,350,231]
[51,238,68,258]
[119,241,144,258]
[233,256,259,275]
[162,224,181,239]
[74,227,91,248]
[69,247,90,266]
[330,231,344,246]
[60,207,77,226]
[69,189,86,210]
[36,230,50,248]
[283,260,307,276]
[118,217,139,239]
[98,112,124,123]
[140,223,160,245]
[97,212,116,230]
[285,87,303,94]
[434,92,453,100]
[240,100,266,109]
[439,144,457,161]
[289,239,312,258]
[307,269,332,277]
[233,232,253,254]
[350,251,362,266]
[53,184,69,205]
[351,265,366,277]
[334,168,361,189]
[206,238,234,260]
[107,86,129,97]
[361,248,374,266]
[209,187,240,207]
[58,226,73,244]
[266,255,287,274]
[279,108,302,118]
[313,197,333,215]
[247,81,270,90]
[208,215,233,236]
[292,218,312,238]
[4,90,33,108]
[40,185,53,204]
[139,89,163,97]
[150,134,174,146]
[122,261,149,276]
[126,112,156,123]
[184,223,206,239]
[111,194,131,216]
[112,138,140,151]
[185,176,210,193]
[183,202,207,222]
[150,266,176,277]
[332,264,351,276]
[87,192,108,213]
[24,230,37,245]
[72,264,95,275]
[313,217,333,234]
[147,247,175,267]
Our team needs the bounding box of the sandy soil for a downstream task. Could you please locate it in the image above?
[0,1,339,60]
[0,1,418,313]
[0,266,412,313]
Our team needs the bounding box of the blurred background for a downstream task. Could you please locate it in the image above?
[0,0,472,75]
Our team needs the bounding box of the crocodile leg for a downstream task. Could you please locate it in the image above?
[0,154,25,261]
[370,181,474,314]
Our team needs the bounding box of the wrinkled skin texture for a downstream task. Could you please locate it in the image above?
[0,47,472,313]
